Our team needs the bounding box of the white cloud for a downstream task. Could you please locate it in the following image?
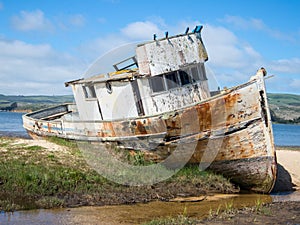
[11,10,53,32]
[0,39,52,58]
[2,18,298,95]
[0,39,85,95]
[80,34,130,59]
[0,2,3,10]
[80,20,164,61]
[202,23,300,93]
[202,24,263,74]
[121,21,162,40]
[269,58,300,74]
[80,19,200,61]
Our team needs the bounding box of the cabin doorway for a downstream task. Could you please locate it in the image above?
[131,80,144,116]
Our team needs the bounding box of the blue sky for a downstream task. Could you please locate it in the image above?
[0,0,299,95]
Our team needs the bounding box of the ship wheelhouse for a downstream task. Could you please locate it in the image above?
[65,27,212,121]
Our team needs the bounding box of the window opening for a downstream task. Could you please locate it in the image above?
[106,82,112,94]
[83,85,97,98]
[165,72,179,89]
[149,75,166,93]
[113,56,138,71]
[179,70,191,85]
[191,66,200,82]
[198,64,207,81]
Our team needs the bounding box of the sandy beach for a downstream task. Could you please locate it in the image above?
[277,150,300,186]
[273,148,300,192]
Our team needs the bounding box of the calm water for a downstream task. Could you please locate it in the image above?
[272,123,300,146]
[0,111,299,146]
[0,111,30,138]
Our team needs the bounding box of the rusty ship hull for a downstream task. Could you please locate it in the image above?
[23,72,277,193]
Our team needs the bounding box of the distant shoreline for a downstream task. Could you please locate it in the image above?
[1,109,300,125]
[276,145,300,151]
[0,109,31,113]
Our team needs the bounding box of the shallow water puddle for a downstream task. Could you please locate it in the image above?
[0,193,273,225]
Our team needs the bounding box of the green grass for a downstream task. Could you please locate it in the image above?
[0,157,108,211]
[0,137,237,212]
[23,145,45,151]
[46,136,78,149]
[0,161,103,195]
[0,137,107,211]
[172,165,235,193]
[268,93,300,107]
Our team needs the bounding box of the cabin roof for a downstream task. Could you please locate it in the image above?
[65,69,139,87]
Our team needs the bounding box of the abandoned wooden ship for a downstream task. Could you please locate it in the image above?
[23,25,277,193]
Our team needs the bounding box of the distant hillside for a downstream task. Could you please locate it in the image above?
[0,94,74,112]
[1,93,299,124]
[267,93,300,124]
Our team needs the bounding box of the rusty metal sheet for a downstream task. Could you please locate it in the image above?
[136,33,208,76]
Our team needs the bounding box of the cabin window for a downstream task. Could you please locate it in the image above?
[149,64,207,93]
[165,72,180,89]
[179,70,191,85]
[198,63,207,81]
[83,85,97,99]
[149,75,166,93]
[106,82,112,94]
[191,66,200,82]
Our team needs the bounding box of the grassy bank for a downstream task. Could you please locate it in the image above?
[268,93,300,123]
[0,94,74,111]
[0,137,237,212]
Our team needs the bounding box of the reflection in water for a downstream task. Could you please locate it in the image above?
[0,194,273,225]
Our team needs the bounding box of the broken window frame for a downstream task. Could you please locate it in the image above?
[198,63,207,81]
[83,84,97,99]
[149,75,166,93]
[191,66,200,82]
[149,64,206,94]
[178,69,191,86]
[165,71,180,89]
